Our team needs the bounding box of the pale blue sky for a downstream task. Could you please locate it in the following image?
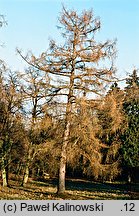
[0,0,139,82]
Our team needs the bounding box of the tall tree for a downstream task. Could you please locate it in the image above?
[18,7,116,194]
[121,69,139,181]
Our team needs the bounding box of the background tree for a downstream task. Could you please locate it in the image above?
[19,67,54,186]
[96,82,125,181]
[66,97,103,179]
[0,68,23,186]
[18,7,117,194]
[121,69,139,182]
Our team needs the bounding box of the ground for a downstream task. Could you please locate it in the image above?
[0,177,139,200]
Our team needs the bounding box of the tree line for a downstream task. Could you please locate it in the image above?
[0,7,139,194]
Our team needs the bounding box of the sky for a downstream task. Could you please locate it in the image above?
[0,0,139,84]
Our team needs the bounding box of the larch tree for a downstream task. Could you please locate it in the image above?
[19,67,54,186]
[97,82,125,181]
[67,82,125,182]
[17,7,116,194]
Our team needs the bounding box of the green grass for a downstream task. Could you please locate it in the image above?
[0,178,139,200]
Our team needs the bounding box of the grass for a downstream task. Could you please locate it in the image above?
[0,177,139,200]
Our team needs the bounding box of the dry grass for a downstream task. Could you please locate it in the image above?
[0,178,139,200]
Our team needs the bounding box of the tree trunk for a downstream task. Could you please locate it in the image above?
[22,165,29,186]
[22,148,31,186]
[1,156,8,187]
[57,49,75,194]
[57,74,74,194]
[16,162,22,176]
[58,121,70,194]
